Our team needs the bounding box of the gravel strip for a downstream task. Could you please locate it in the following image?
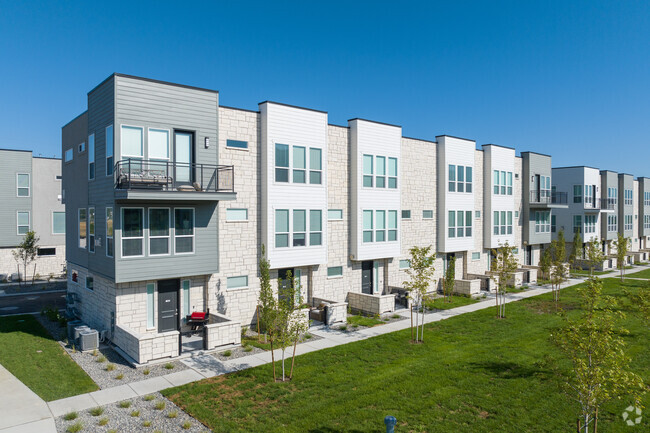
[335,312,408,332]
[54,392,209,433]
[213,344,265,361]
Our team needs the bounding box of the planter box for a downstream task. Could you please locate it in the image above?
[452,279,481,296]
[204,313,241,350]
[312,297,347,325]
[347,292,395,315]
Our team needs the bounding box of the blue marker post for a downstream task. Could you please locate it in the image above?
[384,415,397,433]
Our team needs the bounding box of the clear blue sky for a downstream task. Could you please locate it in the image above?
[1,1,649,175]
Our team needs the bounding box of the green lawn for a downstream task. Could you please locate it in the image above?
[347,314,384,328]
[625,268,650,279]
[163,278,648,433]
[0,315,98,401]
[570,269,613,276]
[424,295,479,310]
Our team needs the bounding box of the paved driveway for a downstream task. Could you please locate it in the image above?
[0,291,66,316]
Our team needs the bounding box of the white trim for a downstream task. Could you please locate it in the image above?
[16,211,30,235]
[88,207,95,253]
[121,207,145,258]
[181,279,191,318]
[51,211,65,235]
[106,207,113,258]
[147,127,171,161]
[148,207,171,256]
[174,208,195,255]
[146,282,156,330]
[106,124,114,177]
[120,124,144,159]
[16,173,30,198]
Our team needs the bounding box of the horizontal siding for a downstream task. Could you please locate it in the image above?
[0,150,32,247]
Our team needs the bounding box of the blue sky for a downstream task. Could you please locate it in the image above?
[1,1,649,175]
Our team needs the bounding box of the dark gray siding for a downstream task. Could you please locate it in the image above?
[619,174,633,238]
[114,202,219,283]
[88,76,116,279]
[600,171,618,241]
[522,152,552,245]
[62,113,89,270]
[640,178,650,237]
[0,150,32,247]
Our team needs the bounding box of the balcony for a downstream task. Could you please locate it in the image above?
[584,198,616,212]
[529,190,568,208]
[114,160,237,202]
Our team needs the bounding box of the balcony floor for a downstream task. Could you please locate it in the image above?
[115,189,237,202]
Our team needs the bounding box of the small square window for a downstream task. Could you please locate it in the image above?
[399,259,410,269]
[327,266,343,278]
[401,210,411,219]
[475,211,481,219]
[422,210,433,219]
[226,139,248,149]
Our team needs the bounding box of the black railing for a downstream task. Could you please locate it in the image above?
[115,160,234,193]
[583,198,616,210]
[530,190,567,204]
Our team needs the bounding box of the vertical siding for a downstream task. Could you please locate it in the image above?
[0,150,32,247]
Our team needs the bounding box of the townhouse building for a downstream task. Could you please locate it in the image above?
[63,73,645,364]
[0,149,65,280]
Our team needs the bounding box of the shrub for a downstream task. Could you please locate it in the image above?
[144,394,155,401]
[130,410,140,417]
[119,400,131,408]
[89,406,104,416]
[391,314,401,319]
[164,363,174,370]
[223,350,232,357]
[115,373,124,380]
[243,345,253,352]
[96,355,106,363]
[66,422,83,433]
[142,368,150,375]
[182,420,192,429]
[339,325,347,332]
[154,401,166,410]
[63,411,78,421]
[98,417,109,426]
[304,333,312,339]
[106,363,116,371]
[167,410,178,418]
[108,430,118,433]
[143,420,152,427]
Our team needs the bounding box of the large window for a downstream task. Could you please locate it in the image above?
[535,211,550,233]
[275,209,322,248]
[608,187,617,205]
[645,192,650,207]
[275,143,289,182]
[293,146,306,184]
[363,154,397,189]
[310,210,322,245]
[624,214,633,231]
[388,157,397,188]
[146,283,155,329]
[149,208,170,255]
[573,215,582,234]
[78,208,87,248]
[363,210,373,242]
[121,125,143,160]
[362,210,397,243]
[174,208,194,254]
[645,215,650,230]
[106,125,114,176]
[363,154,373,187]
[584,185,594,206]
[624,189,633,205]
[88,208,95,253]
[449,210,472,238]
[122,208,143,257]
[573,185,583,203]
[88,133,95,180]
[17,211,29,235]
[16,173,30,197]
[275,209,289,248]
[52,211,65,234]
[450,165,472,193]
[540,176,550,199]
[585,214,597,234]
[148,128,170,161]
[607,215,617,232]
[106,207,113,257]
[309,148,322,184]
[493,170,513,195]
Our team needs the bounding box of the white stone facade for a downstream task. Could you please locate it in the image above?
[0,246,66,281]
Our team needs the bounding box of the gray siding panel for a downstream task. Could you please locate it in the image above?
[0,150,32,247]
[522,153,552,245]
[32,158,65,247]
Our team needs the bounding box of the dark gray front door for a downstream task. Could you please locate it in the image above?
[158,279,179,332]
[361,261,373,294]
[525,246,532,266]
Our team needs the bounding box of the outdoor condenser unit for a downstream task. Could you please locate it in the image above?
[79,330,99,352]
[73,325,90,345]
[67,320,82,343]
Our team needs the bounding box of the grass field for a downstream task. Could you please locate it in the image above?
[0,315,97,401]
[424,295,479,310]
[625,268,650,279]
[163,278,649,432]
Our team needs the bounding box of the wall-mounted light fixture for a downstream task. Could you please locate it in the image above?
[205,137,210,149]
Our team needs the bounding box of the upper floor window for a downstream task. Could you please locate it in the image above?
[310,210,323,245]
[644,215,650,229]
[226,208,248,222]
[388,157,397,188]
[226,139,248,149]
[573,215,582,234]
[293,146,306,183]
[175,208,195,254]
[88,133,95,180]
[309,148,322,185]
[362,209,397,243]
[363,210,373,242]
[149,128,170,162]
[275,143,322,185]
[534,211,550,233]
[149,208,170,255]
[607,187,617,204]
[363,154,397,189]
[376,156,386,188]
[645,192,650,207]
[88,208,95,253]
[585,214,597,234]
[275,208,323,248]
[78,142,85,153]
[17,211,30,235]
[363,154,373,187]
[448,210,472,238]
[493,170,513,195]
[328,209,343,220]
[106,207,113,257]
[52,211,65,235]
[65,148,73,162]
[78,208,87,249]
[540,175,550,198]
[106,125,114,176]
[275,143,289,182]
[607,215,617,232]
[624,189,633,205]
[16,173,30,197]
[401,210,411,219]
[122,208,143,257]
[449,165,472,193]
[573,185,583,203]
[551,215,556,233]
[121,126,144,159]
[624,214,633,231]
[584,185,594,205]
[423,210,433,219]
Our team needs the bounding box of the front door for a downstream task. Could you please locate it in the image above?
[174,131,193,184]
[534,174,540,201]
[525,246,532,266]
[278,268,295,306]
[361,261,373,294]
[158,279,179,332]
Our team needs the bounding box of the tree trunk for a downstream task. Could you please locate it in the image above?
[289,330,299,380]
[420,308,425,342]
[270,339,276,381]
[410,304,413,342]
[594,408,598,433]
[31,263,36,286]
[16,263,21,287]
[281,348,286,381]
[414,301,419,341]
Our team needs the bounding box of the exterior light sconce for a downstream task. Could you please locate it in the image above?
[205,137,210,149]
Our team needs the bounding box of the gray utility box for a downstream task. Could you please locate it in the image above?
[79,330,99,352]
[73,325,90,346]
[67,320,83,343]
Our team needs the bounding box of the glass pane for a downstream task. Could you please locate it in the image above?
[293,170,306,183]
[175,209,194,236]
[226,139,248,149]
[275,144,289,167]
[328,209,343,220]
[53,212,66,234]
[122,126,143,157]
[363,175,373,187]
[494,170,499,185]
[293,210,306,232]
[106,125,113,158]
[376,156,385,175]
[88,208,95,235]
[457,211,464,227]
[309,171,321,184]
[363,210,373,230]
[276,233,288,248]
[494,211,499,225]
[327,266,343,277]
[227,276,248,289]
[376,210,386,229]
[176,237,193,253]
[17,212,29,226]
[149,209,169,236]
[275,168,289,182]
[106,208,113,236]
[150,238,169,255]
[466,211,472,228]
[449,164,456,181]
[376,230,386,242]
[310,232,322,246]
[149,129,169,159]
[388,230,397,241]
[363,155,373,174]
[507,172,513,186]
[275,210,289,233]
[508,211,513,225]
[501,171,506,186]
[458,166,464,182]
[388,177,397,188]
[449,211,455,227]
[175,132,192,182]
[293,146,305,169]
[123,238,142,256]
[226,209,248,221]
[466,167,472,182]
[123,209,143,237]
[363,231,373,242]
[310,210,322,231]
[293,233,306,247]
[376,177,385,188]
[17,174,29,188]
[146,283,154,328]
[388,158,397,176]
[182,280,190,316]
[310,148,322,170]
[388,210,397,229]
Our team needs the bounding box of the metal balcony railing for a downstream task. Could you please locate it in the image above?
[583,198,616,210]
[115,160,234,193]
[530,190,567,204]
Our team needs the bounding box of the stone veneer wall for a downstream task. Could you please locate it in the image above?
[67,265,116,335]
[453,279,481,296]
[0,246,66,280]
[312,296,347,324]
[205,314,241,350]
[347,292,395,315]
[113,325,179,364]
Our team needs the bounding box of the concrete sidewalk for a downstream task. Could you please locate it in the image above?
[0,364,56,433]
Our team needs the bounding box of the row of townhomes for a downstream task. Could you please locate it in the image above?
[0,149,66,280]
[60,73,650,364]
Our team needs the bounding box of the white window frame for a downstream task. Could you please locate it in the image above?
[78,208,87,249]
[106,125,114,176]
[174,208,195,255]
[88,207,95,253]
[121,207,144,258]
[328,209,343,221]
[146,282,155,330]
[147,127,171,161]
[16,211,30,235]
[148,207,171,256]
[64,148,74,162]
[16,173,30,197]
[120,124,144,159]
[327,266,343,279]
[52,211,66,235]
[226,208,249,222]
[227,275,249,289]
[106,207,113,257]
[88,133,95,180]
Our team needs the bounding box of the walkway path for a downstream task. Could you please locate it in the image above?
[0,364,56,433]
[3,265,648,432]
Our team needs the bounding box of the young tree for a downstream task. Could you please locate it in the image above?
[402,245,436,343]
[568,232,583,272]
[443,255,456,303]
[539,247,552,282]
[275,272,308,381]
[257,245,278,381]
[490,242,518,319]
[553,277,645,433]
[613,233,629,281]
[12,230,39,287]
[585,238,605,277]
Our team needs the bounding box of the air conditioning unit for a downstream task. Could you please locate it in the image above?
[79,330,99,352]
[73,325,90,345]
[67,320,83,343]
